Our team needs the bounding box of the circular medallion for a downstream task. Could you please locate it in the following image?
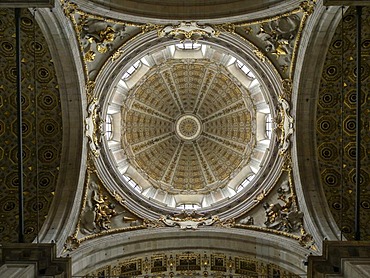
[175,114,202,141]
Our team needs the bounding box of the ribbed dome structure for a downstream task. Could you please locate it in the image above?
[105,42,272,209]
[122,60,255,194]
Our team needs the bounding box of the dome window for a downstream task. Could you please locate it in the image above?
[122,60,141,80]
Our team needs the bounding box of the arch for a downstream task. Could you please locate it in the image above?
[70,228,309,276]
[35,7,88,252]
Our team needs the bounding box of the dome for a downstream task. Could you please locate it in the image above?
[122,59,255,195]
[104,42,274,211]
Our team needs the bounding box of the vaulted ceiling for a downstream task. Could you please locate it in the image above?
[0,1,369,277]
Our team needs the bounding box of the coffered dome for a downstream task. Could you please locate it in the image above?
[104,42,273,210]
[122,59,255,195]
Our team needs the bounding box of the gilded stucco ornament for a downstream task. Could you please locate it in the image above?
[64,235,80,251]
[87,251,301,277]
[281,78,293,101]
[300,0,316,15]
[299,230,316,249]
[274,80,294,156]
[218,218,236,228]
[213,23,236,34]
[225,2,315,79]
[160,213,219,230]
[79,168,143,235]
[160,216,219,230]
[79,17,127,55]
[158,22,219,41]
[228,155,315,249]
[61,0,78,17]
[239,216,254,225]
[84,49,95,62]
[85,98,103,157]
[256,14,300,58]
[274,97,294,155]
[263,180,303,233]
[61,0,153,80]
[85,80,96,102]
[64,159,146,251]
[84,187,117,231]
[253,49,267,62]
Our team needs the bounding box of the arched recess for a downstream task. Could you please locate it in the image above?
[69,228,308,276]
[291,2,344,249]
[34,6,88,253]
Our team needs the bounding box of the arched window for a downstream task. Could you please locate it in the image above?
[236,60,255,78]
[122,175,142,192]
[265,114,272,139]
[122,60,141,80]
[105,115,113,140]
[176,42,201,50]
[236,174,256,193]
[176,203,201,210]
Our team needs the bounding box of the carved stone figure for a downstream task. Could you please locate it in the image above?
[263,197,303,233]
[257,14,300,61]
[80,187,117,233]
[93,194,117,230]
[79,18,126,54]
[239,216,254,225]
[158,22,218,42]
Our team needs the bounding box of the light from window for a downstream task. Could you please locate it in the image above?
[236,60,255,78]
[236,174,256,193]
[176,42,202,50]
[176,203,201,210]
[105,115,113,140]
[122,60,141,80]
[122,175,142,192]
[265,114,272,139]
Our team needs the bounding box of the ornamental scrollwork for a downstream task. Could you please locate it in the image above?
[158,22,219,42]
[61,1,149,80]
[274,97,294,155]
[298,230,316,249]
[78,17,127,58]
[281,79,293,101]
[160,214,219,230]
[300,0,316,15]
[85,98,103,157]
[213,23,236,34]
